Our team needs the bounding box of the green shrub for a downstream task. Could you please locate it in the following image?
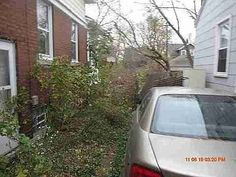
[33,57,97,128]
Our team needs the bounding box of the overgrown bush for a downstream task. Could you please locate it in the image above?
[0,58,138,177]
[0,88,52,177]
[33,57,97,128]
[92,63,137,126]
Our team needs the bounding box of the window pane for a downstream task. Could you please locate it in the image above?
[181,50,186,55]
[0,50,10,86]
[71,23,76,41]
[152,95,236,141]
[220,20,230,48]
[37,0,49,30]
[38,30,49,55]
[218,48,227,72]
[71,42,76,60]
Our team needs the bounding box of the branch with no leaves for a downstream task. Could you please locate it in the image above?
[149,0,193,67]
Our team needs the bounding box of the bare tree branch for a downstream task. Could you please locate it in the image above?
[101,1,140,48]
[170,0,180,32]
[149,0,193,67]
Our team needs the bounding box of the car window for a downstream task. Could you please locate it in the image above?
[139,92,152,119]
[151,94,236,141]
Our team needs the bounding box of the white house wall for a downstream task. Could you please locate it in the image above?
[194,0,236,92]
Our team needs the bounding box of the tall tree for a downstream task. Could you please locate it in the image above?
[101,1,171,72]
[87,17,113,66]
[148,0,199,67]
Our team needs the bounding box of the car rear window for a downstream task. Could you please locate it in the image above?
[151,94,236,141]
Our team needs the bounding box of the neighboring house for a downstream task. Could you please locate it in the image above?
[168,43,183,58]
[169,44,194,71]
[123,47,162,72]
[194,0,236,92]
[0,0,95,136]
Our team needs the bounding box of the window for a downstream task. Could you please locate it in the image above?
[139,92,152,119]
[215,17,231,76]
[71,22,78,62]
[181,50,186,55]
[151,94,236,141]
[37,0,53,59]
[190,49,194,56]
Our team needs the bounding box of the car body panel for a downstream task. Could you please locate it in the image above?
[149,133,236,177]
[123,108,160,177]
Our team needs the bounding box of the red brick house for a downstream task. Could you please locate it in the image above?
[0,0,95,135]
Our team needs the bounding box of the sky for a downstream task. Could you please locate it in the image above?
[86,0,201,44]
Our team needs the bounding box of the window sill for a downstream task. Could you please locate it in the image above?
[38,53,53,60]
[214,73,228,78]
[37,54,53,66]
[71,61,80,66]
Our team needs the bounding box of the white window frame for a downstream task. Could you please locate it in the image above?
[0,40,17,97]
[71,22,79,63]
[214,15,232,78]
[181,50,187,56]
[37,0,54,60]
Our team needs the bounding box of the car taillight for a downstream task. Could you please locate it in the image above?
[130,164,162,177]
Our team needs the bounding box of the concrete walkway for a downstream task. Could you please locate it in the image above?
[0,136,18,156]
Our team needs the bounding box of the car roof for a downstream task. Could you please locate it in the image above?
[150,87,236,97]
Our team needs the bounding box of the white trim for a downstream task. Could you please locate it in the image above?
[38,53,53,61]
[195,0,207,27]
[214,15,232,78]
[48,0,87,28]
[37,0,54,60]
[0,41,17,97]
[38,26,50,33]
[48,3,54,59]
[71,22,79,63]
[181,50,187,56]
[87,31,90,62]
[0,86,12,91]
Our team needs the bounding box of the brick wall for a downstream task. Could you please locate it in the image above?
[53,6,72,57]
[0,0,88,135]
[78,24,88,63]
[0,0,38,134]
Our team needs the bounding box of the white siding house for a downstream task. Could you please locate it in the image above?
[194,0,236,92]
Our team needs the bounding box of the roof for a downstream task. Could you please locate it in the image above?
[151,86,236,96]
[169,55,192,68]
[168,44,183,51]
[176,44,194,51]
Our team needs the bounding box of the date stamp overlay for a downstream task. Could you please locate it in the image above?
[185,156,226,162]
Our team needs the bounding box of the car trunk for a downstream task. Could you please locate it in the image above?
[149,133,236,177]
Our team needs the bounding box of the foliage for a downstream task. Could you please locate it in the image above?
[0,88,52,177]
[33,57,97,128]
[88,19,114,66]
[0,87,29,137]
[0,57,137,177]
[0,134,52,177]
[92,63,137,126]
